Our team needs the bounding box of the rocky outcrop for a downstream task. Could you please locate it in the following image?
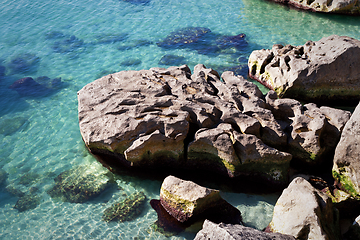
[269,177,340,240]
[195,220,296,240]
[78,64,351,186]
[270,0,360,15]
[159,175,241,224]
[78,64,296,185]
[248,35,360,105]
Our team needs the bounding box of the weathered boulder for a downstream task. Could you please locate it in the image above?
[266,90,351,167]
[249,35,360,105]
[270,0,360,15]
[332,101,360,212]
[195,220,296,240]
[159,175,241,224]
[78,64,294,185]
[269,177,340,240]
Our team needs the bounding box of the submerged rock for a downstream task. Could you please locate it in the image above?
[195,220,296,240]
[47,165,111,203]
[157,27,211,49]
[158,54,186,66]
[51,35,85,54]
[248,35,360,105]
[94,33,128,44]
[45,30,66,40]
[7,53,40,74]
[0,116,29,136]
[216,33,247,51]
[102,191,146,222]
[14,192,41,212]
[0,169,7,186]
[9,76,63,97]
[269,177,340,240]
[0,65,6,77]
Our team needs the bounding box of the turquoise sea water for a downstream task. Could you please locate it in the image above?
[1,0,360,239]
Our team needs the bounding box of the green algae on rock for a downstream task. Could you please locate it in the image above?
[47,165,112,203]
[102,191,146,222]
[248,35,360,105]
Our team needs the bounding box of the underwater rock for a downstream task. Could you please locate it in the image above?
[51,35,85,53]
[157,27,211,49]
[9,77,52,97]
[216,33,248,51]
[269,177,340,240]
[14,192,41,212]
[117,39,153,51]
[158,54,186,66]
[19,172,40,187]
[195,220,296,240]
[249,35,360,105]
[45,30,66,40]
[0,65,6,77]
[47,165,111,203]
[0,116,29,136]
[35,76,63,89]
[7,53,40,74]
[0,169,7,186]
[94,33,128,44]
[102,191,146,222]
[270,0,360,15]
[122,0,150,5]
[121,58,142,67]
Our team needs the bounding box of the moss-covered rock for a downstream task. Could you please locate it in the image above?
[47,165,111,203]
[102,191,146,222]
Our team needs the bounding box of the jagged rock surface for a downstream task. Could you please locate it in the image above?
[194,220,296,240]
[270,0,360,15]
[269,177,340,240]
[78,64,350,185]
[248,35,360,104]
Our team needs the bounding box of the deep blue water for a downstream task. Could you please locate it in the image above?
[1,0,360,239]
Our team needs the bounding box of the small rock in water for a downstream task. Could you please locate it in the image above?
[45,30,66,40]
[0,116,29,136]
[94,33,128,44]
[121,58,142,67]
[7,53,40,74]
[47,165,112,203]
[102,191,146,222]
[158,54,186,66]
[14,192,41,212]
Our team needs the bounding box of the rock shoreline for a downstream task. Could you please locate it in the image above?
[77,34,360,239]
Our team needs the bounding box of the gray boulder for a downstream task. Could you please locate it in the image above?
[249,35,360,105]
[78,64,293,185]
[333,101,360,199]
[194,220,296,240]
[270,0,360,15]
[269,177,340,240]
[159,176,241,224]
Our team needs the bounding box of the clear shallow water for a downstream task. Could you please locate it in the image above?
[1,0,360,239]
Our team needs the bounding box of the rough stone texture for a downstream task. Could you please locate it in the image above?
[333,101,360,200]
[194,220,296,240]
[269,177,340,240]
[270,0,360,15]
[160,175,222,222]
[266,90,351,166]
[78,64,295,185]
[248,35,360,104]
